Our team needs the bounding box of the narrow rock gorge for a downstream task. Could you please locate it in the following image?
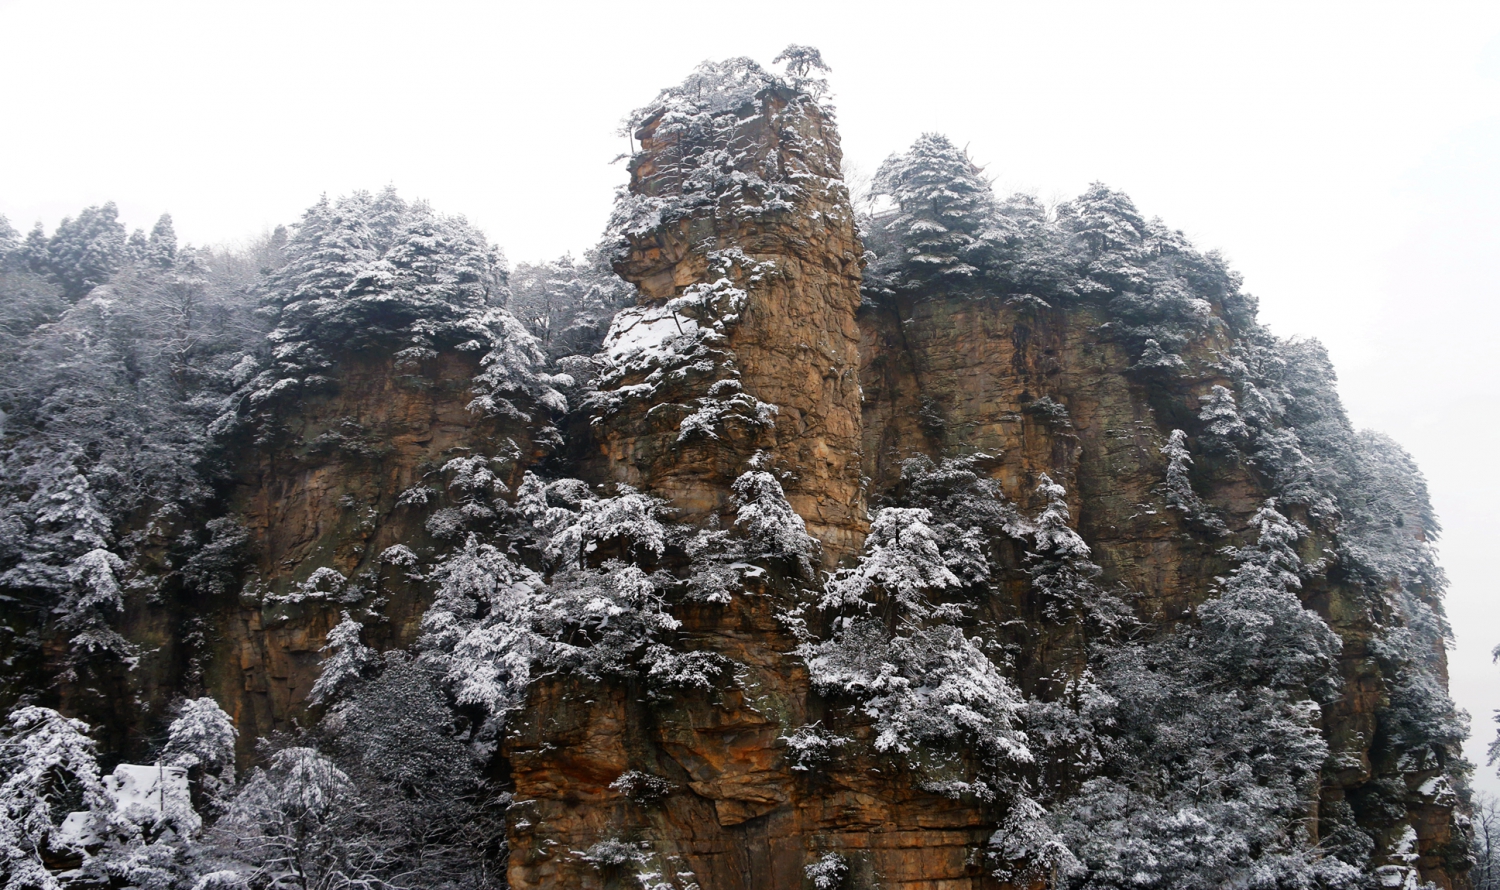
[0,53,1471,890]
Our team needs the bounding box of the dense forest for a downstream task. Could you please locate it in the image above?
[0,49,1492,890]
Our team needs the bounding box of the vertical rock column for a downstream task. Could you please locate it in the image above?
[589,78,867,560]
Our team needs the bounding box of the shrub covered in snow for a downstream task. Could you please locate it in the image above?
[242,188,562,423]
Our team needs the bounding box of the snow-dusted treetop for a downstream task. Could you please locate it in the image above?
[625,46,830,134]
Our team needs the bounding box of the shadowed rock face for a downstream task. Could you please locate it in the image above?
[195,349,546,753]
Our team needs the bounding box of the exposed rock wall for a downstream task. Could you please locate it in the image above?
[505,587,1000,889]
[590,84,867,561]
[501,89,1467,887]
[505,294,1305,890]
[195,349,545,753]
[859,292,1467,886]
[857,295,1281,624]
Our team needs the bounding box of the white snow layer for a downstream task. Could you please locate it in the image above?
[602,304,699,364]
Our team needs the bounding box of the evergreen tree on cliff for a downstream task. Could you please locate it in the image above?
[0,215,17,265]
[866,133,1000,292]
[262,188,505,351]
[16,223,52,276]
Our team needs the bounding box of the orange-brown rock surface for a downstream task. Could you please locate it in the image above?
[587,83,867,562]
[494,77,1469,889]
[176,348,545,753]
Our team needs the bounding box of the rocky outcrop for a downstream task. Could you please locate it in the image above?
[859,295,1468,887]
[586,79,867,561]
[498,71,1469,890]
[505,587,1000,889]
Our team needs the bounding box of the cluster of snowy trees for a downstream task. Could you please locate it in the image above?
[507,251,634,361]
[1474,794,1500,890]
[787,456,1364,886]
[1,206,183,302]
[0,189,564,699]
[235,187,563,427]
[1,687,505,889]
[404,463,815,735]
[863,134,1253,372]
[606,52,839,255]
[0,209,273,706]
[1,697,232,888]
[1,193,548,888]
[267,465,812,888]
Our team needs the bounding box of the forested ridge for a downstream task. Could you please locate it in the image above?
[0,49,1491,890]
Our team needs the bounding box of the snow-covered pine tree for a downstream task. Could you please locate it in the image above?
[144,214,178,270]
[772,43,831,96]
[805,498,1034,801]
[1160,429,1227,534]
[162,696,238,815]
[730,469,818,575]
[772,43,829,80]
[867,133,999,292]
[17,223,52,276]
[1057,182,1147,261]
[124,229,148,265]
[308,613,377,705]
[44,203,129,300]
[1198,383,1250,452]
[1023,474,1126,634]
[0,215,17,264]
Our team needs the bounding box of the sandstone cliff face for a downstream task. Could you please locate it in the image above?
[505,590,1002,889]
[860,297,1261,615]
[502,288,1285,890]
[196,349,545,752]
[587,83,867,562]
[858,296,1465,886]
[502,78,1008,889]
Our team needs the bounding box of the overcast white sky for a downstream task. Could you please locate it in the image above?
[3,0,1498,792]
